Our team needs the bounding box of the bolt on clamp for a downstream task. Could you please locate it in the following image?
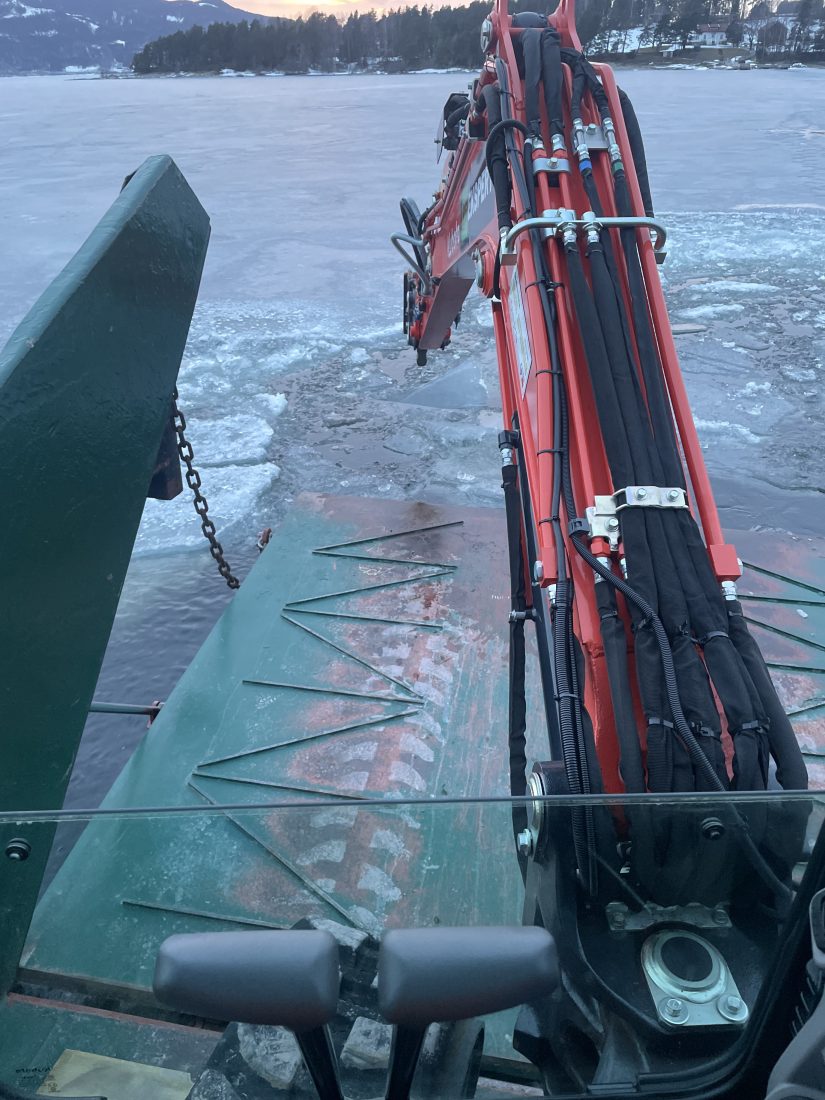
[586,487,689,550]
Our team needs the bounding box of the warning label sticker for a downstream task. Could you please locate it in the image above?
[508,269,532,396]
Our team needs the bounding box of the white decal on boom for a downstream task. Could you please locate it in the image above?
[466,168,492,221]
[509,269,532,396]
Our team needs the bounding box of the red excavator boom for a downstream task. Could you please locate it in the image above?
[394,5,811,1080]
[395,0,804,801]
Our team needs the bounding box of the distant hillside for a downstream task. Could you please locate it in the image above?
[132,0,824,76]
[0,0,264,73]
[132,4,493,74]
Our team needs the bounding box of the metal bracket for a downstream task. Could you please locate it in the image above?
[641,929,748,1029]
[607,901,731,933]
[586,487,687,549]
[532,156,570,176]
[583,122,608,151]
[586,495,621,550]
[614,485,688,511]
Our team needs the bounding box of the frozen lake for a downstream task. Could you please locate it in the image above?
[2,69,823,817]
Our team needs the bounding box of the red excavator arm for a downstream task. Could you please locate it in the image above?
[394,0,804,799]
[395,3,810,1080]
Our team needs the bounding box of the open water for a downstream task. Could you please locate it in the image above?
[1,69,824,820]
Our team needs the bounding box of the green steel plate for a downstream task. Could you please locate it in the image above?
[8,499,824,1089]
[732,528,825,785]
[0,154,210,995]
[20,506,825,997]
[23,494,521,992]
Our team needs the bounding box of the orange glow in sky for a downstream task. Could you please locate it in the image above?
[223,0,464,18]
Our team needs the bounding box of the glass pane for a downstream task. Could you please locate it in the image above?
[0,792,821,1097]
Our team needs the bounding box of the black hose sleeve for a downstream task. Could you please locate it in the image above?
[563,245,634,486]
[561,46,587,120]
[540,28,565,140]
[445,101,470,131]
[400,197,427,274]
[586,240,655,483]
[570,530,792,901]
[502,461,529,880]
[727,600,808,790]
[486,118,529,148]
[482,86,513,231]
[618,87,655,217]
[521,29,544,141]
[595,581,646,792]
[612,171,684,487]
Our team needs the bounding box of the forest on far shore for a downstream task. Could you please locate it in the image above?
[131,0,825,74]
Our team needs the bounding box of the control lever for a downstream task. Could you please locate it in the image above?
[378,925,557,1100]
[153,929,343,1100]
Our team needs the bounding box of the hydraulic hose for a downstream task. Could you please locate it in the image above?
[487,36,798,902]
[502,457,530,882]
[569,529,792,903]
[595,580,646,793]
[445,101,470,131]
[540,29,565,141]
[521,30,544,142]
[482,85,514,231]
[618,87,655,218]
[511,105,601,888]
[603,100,789,791]
[564,62,779,793]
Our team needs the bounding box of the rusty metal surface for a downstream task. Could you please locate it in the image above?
[22,494,521,991]
[732,528,825,787]
[20,504,825,996]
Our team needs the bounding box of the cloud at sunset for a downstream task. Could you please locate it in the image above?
[223,0,466,18]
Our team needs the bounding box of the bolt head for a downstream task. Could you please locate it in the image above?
[612,910,626,928]
[717,992,748,1021]
[516,829,534,857]
[607,517,619,530]
[533,561,544,583]
[667,489,680,501]
[636,488,648,499]
[662,997,688,1023]
[5,839,31,862]
[712,906,728,925]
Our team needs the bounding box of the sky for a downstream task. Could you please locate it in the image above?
[221,0,465,18]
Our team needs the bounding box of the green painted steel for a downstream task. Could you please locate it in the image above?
[0,155,210,993]
[22,496,521,993]
[8,498,825,1081]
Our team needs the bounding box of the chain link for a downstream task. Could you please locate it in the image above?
[171,388,240,590]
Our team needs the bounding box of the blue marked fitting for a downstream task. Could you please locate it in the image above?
[579,158,592,172]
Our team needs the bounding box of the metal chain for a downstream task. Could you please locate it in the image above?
[171,388,240,590]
